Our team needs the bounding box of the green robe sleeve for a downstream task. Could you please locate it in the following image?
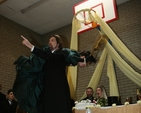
[13,54,45,113]
[62,48,81,66]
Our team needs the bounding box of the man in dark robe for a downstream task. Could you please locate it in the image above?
[20,34,88,113]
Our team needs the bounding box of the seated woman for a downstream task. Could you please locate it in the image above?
[94,85,107,106]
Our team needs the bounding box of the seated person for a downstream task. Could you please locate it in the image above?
[93,85,107,106]
[137,89,141,100]
[81,87,94,103]
[0,89,18,113]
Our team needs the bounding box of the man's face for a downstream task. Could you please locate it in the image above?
[86,89,93,97]
[48,37,59,51]
[7,92,15,101]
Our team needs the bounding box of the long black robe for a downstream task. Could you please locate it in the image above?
[33,47,72,113]
[13,46,81,113]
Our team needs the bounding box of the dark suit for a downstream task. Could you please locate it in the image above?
[32,47,72,113]
[0,99,18,113]
[0,92,6,102]
[81,96,95,103]
[0,92,6,112]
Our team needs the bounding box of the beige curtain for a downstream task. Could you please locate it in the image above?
[80,47,108,99]
[94,12,141,70]
[106,42,141,87]
[107,54,119,96]
[67,17,80,99]
[93,11,141,87]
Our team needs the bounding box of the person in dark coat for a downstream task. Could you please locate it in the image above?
[20,34,93,113]
[0,84,6,102]
[0,84,6,113]
[0,89,18,113]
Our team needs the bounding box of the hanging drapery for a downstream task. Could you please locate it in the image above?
[80,47,108,99]
[94,12,141,70]
[67,17,80,99]
[106,42,141,87]
[107,54,119,96]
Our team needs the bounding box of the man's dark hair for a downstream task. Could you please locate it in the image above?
[7,89,13,94]
[86,87,93,91]
[50,34,63,50]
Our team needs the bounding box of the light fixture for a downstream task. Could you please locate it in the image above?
[21,0,48,13]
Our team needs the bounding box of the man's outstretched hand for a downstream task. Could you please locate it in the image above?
[21,35,34,49]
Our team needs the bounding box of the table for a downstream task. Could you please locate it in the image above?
[73,104,141,113]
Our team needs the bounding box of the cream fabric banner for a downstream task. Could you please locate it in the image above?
[107,54,119,96]
[80,48,108,100]
[93,12,141,70]
[67,17,79,99]
[106,42,141,87]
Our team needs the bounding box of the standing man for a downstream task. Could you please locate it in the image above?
[19,34,87,113]
[0,89,18,113]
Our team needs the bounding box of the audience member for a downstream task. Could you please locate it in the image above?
[0,84,6,112]
[0,84,6,102]
[82,87,94,102]
[0,89,18,113]
[94,85,107,106]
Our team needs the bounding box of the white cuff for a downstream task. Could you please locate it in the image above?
[84,58,86,64]
[31,46,35,52]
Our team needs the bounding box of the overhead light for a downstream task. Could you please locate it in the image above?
[0,0,7,4]
[21,0,48,13]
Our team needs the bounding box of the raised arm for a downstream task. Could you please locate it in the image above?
[21,35,34,49]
